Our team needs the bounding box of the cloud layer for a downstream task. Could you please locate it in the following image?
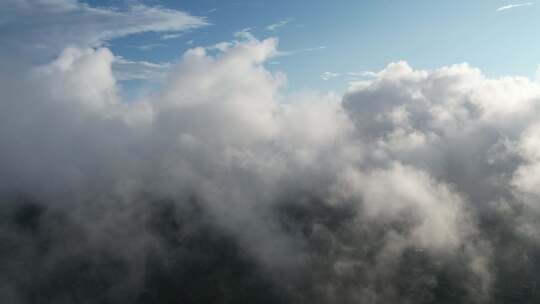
[3,3,540,304]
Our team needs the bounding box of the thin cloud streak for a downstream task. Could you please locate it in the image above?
[320,70,379,81]
[266,18,293,31]
[275,46,326,57]
[136,43,167,51]
[0,0,209,58]
[113,56,171,81]
[320,72,340,80]
[161,33,184,40]
[496,2,534,11]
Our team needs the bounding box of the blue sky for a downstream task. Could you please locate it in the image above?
[5,0,540,95]
[92,0,540,94]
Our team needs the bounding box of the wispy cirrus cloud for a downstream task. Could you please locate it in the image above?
[496,2,534,11]
[113,56,171,81]
[320,72,341,80]
[234,27,257,40]
[161,33,184,40]
[266,18,293,31]
[320,70,378,81]
[0,0,208,59]
[136,43,167,51]
[276,45,326,57]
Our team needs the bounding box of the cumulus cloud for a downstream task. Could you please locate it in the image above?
[4,5,540,303]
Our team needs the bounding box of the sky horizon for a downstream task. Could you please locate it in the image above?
[4,0,540,97]
[98,0,540,94]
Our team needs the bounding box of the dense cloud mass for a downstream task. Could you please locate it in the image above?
[3,3,540,304]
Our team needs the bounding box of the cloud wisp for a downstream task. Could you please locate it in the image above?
[136,43,167,51]
[161,33,184,40]
[0,0,208,58]
[320,70,378,81]
[496,2,535,11]
[276,45,326,57]
[320,71,341,80]
[113,56,171,81]
[266,18,293,31]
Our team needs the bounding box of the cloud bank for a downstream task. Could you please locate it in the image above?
[3,2,540,304]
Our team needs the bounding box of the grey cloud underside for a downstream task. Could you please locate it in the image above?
[3,7,540,303]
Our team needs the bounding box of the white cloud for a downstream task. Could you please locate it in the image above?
[113,56,171,81]
[320,72,341,80]
[347,71,379,78]
[266,18,293,31]
[4,7,540,298]
[161,33,183,40]
[234,27,256,40]
[136,43,167,51]
[275,46,326,57]
[339,162,470,251]
[343,61,540,207]
[0,0,208,58]
[0,35,500,300]
[320,70,379,81]
[496,2,534,11]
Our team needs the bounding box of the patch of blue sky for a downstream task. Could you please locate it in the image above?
[88,0,540,94]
